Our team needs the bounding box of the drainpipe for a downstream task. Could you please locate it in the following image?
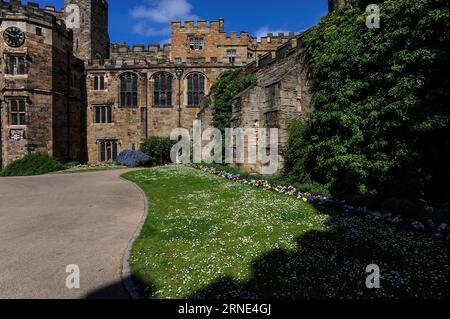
[175,68,184,128]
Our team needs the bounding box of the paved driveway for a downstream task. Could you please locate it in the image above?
[0,169,145,299]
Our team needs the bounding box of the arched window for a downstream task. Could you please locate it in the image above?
[187,73,205,107]
[120,73,138,108]
[153,73,173,107]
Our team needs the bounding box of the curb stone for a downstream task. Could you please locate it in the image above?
[120,172,149,300]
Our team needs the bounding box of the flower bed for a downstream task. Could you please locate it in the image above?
[191,164,449,240]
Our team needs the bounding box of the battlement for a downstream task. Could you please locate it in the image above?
[250,32,297,47]
[246,29,312,71]
[170,19,253,41]
[64,0,108,10]
[0,0,64,18]
[86,56,240,70]
[110,41,171,54]
[0,0,72,37]
[171,19,225,32]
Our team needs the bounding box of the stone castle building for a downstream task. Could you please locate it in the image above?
[1,0,85,166]
[1,0,297,167]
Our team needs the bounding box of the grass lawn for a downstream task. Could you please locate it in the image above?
[123,166,448,299]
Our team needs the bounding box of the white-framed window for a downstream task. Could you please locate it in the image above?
[189,37,204,51]
[227,50,237,63]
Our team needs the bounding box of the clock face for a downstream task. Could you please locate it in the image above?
[3,27,26,48]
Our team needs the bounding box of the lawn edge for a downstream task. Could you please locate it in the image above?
[120,170,149,300]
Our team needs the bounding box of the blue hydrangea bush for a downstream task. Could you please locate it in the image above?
[116,150,151,167]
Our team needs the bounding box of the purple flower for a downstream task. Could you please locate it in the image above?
[116,150,151,167]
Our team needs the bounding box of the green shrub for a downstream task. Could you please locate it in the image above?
[141,137,177,166]
[1,153,65,177]
[282,120,312,182]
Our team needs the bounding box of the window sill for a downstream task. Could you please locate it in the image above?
[186,105,201,108]
[153,106,173,109]
[4,74,28,78]
[9,125,27,129]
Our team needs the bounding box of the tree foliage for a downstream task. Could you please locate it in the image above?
[141,137,177,166]
[285,0,448,205]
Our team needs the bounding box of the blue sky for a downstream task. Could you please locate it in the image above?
[29,0,328,45]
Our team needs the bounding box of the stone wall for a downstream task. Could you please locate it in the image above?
[170,20,292,65]
[249,33,297,61]
[1,0,83,166]
[84,19,297,163]
[64,0,110,60]
[110,43,171,62]
[85,60,232,163]
[229,34,313,175]
[1,0,303,166]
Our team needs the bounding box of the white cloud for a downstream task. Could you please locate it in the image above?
[130,0,200,37]
[254,26,294,41]
[130,0,199,23]
[132,22,171,37]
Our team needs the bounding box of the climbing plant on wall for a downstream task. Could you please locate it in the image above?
[284,0,448,206]
[209,69,257,134]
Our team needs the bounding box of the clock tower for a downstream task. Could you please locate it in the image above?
[0,1,84,167]
[3,27,26,48]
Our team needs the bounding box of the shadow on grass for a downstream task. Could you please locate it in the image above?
[85,209,449,300]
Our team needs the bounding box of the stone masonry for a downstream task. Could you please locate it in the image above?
[1,1,83,166]
[1,0,326,167]
[84,19,294,163]
[226,33,313,175]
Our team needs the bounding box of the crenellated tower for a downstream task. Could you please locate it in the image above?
[64,0,110,61]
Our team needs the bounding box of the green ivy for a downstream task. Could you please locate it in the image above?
[284,0,448,205]
[211,69,257,134]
